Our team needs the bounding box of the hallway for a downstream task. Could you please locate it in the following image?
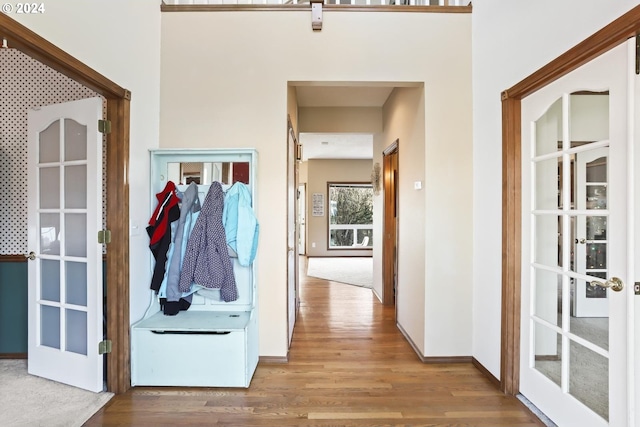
[86,270,544,426]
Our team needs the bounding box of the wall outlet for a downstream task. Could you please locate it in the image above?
[311,242,316,248]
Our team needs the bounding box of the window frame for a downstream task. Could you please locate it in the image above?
[326,181,373,251]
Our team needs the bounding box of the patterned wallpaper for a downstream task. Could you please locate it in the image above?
[0,48,105,255]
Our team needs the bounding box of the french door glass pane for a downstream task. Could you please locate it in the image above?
[39,120,60,163]
[65,309,87,355]
[572,215,607,273]
[534,215,562,268]
[534,269,562,326]
[66,261,88,306]
[65,213,87,258]
[570,311,608,351]
[586,216,607,241]
[64,165,87,209]
[533,322,562,388]
[40,213,60,256]
[39,167,60,209]
[569,339,608,421]
[569,93,609,144]
[535,97,562,157]
[41,259,60,303]
[64,119,87,162]
[41,305,60,349]
[535,157,562,210]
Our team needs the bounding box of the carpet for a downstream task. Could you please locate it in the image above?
[0,359,113,427]
[306,257,373,288]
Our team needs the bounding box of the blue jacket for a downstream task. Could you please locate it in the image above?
[223,182,259,266]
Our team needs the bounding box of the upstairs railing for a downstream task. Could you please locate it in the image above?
[163,0,469,6]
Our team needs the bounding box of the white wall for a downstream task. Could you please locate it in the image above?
[298,107,382,133]
[471,0,640,379]
[374,84,473,357]
[377,87,427,353]
[161,10,472,357]
[10,1,163,325]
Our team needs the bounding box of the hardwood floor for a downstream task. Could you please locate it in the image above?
[85,260,544,427]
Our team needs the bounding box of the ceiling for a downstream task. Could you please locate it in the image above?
[296,85,394,160]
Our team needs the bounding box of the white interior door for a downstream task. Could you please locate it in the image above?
[520,41,630,426]
[573,147,609,317]
[298,184,306,255]
[27,97,104,392]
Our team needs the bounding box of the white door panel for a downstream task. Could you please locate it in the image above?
[520,41,630,426]
[27,97,104,392]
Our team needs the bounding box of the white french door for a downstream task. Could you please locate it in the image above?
[27,97,104,392]
[573,146,609,318]
[520,41,631,426]
[298,184,306,255]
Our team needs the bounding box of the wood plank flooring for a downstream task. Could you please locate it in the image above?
[85,259,544,426]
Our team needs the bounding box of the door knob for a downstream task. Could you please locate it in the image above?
[574,238,586,244]
[590,276,624,292]
[24,251,36,261]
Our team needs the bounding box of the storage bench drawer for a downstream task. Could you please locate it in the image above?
[131,328,250,387]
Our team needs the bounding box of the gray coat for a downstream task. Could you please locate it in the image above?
[166,182,201,304]
[178,182,238,302]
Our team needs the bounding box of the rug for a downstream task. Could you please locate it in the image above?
[306,257,373,288]
[0,359,113,427]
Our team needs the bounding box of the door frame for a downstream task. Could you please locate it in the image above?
[0,14,131,394]
[500,5,640,395]
[286,116,300,350]
[382,139,399,306]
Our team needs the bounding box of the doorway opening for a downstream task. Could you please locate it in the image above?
[501,7,640,425]
[0,14,131,394]
[287,82,415,350]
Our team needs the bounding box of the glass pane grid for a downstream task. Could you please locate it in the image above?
[530,92,611,420]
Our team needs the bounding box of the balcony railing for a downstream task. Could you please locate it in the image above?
[163,0,468,6]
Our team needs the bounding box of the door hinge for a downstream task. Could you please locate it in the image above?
[98,119,111,134]
[98,229,111,244]
[99,340,112,355]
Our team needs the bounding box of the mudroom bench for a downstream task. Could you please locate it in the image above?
[130,149,259,388]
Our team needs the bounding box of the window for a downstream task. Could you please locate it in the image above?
[328,183,373,249]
